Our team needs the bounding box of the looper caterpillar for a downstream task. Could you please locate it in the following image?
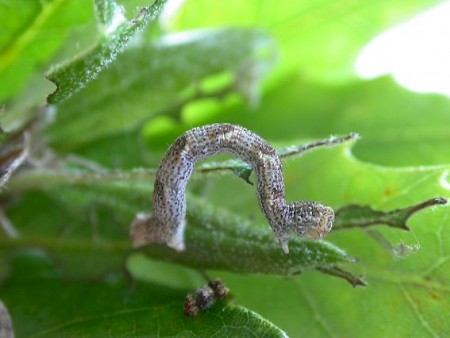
[130,123,335,254]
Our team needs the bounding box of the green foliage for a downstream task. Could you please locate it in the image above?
[2,250,287,337]
[0,0,93,104]
[46,0,168,103]
[173,0,443,83]
[46,28,275,148]
[0,0,449,337]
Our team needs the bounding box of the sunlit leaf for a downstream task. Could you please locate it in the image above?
[173,0,442,83]
[186,75,450,167]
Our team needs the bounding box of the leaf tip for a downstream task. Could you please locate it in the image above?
[433,197,448,205]
[405,196,448,218]
[349,131,361,141]
[351,275,367,288]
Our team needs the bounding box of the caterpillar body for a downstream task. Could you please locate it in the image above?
[130,123,334,254]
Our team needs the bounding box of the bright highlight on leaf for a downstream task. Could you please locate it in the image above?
[95,0,126,34]
[356,0,450,97]
[440,170,450,190]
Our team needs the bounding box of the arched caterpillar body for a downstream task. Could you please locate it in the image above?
[130,123,334,254]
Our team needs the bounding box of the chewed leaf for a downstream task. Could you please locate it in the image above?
[46,0,167,103]
[334,197,448,231]
[0,250,288,337]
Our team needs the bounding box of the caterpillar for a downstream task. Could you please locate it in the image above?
[130,123,334,254]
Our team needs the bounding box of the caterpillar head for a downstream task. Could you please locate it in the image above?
[277,202,334,254]
[291,201,334,239]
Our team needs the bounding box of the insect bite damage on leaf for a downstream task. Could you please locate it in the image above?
[334,197,448,231]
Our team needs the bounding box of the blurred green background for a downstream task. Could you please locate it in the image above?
[1,0,449,336]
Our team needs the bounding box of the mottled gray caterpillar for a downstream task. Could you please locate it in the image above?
[130,123,335,254]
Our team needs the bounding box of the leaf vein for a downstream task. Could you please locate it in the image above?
[31,302,179,337]
[400,284,440,338]
[296,281,336,337]
[0,0,66,73]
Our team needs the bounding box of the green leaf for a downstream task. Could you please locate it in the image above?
[0,250,287,337]
[140,197,356,277]
[173,0,442,83]
[46,0,168,103]
[0,0,93,103]
[334,197,448,231]
[4,168,358,285]
[95,0,124,29]
[197,146,449,336]
[168,72,449,336]
[5,69,450,332]
[0,0,94,134]
[196,132,359,185]
[2,0,450,336]
[46,28,276,148]
[5,133,447,286]
[190,75,450,167]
